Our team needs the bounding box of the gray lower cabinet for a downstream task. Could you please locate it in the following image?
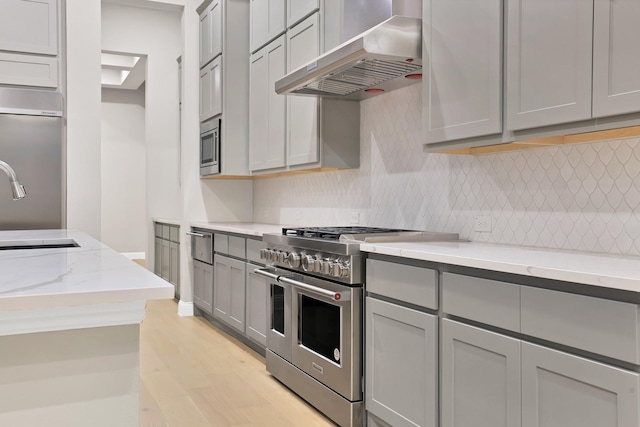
[154,222,180,297]
[441,319,521,427]
[365,297,437,427]
[170,242,180,298]
[213,254,246,333]
[193,259,213,314]
[522,342,640,427]
[245,264,268,346]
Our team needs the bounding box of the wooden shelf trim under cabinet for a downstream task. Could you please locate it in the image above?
[201,167,348,180]
[437,125,640,155]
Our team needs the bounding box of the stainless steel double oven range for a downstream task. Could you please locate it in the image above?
[255,227,458,427]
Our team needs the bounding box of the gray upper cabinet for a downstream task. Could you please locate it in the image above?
[423,0,502,144]
[592,0,640,118]
[522,342,640,427]
[199,0,222,68]
[250,0,285,53]
[0,0,58,55]
[249,36,286,172]
[441,319,521,427]
[286,0,318,28]
[199,55,222,122]
[506,0,593,131]
[287,13,320,167]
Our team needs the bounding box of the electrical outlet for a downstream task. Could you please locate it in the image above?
[349,210,360,224]
[474,215,492,232]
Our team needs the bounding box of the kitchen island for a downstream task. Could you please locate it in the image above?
[0,229,174,427]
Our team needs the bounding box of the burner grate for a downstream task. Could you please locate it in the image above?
[282,226,416,240]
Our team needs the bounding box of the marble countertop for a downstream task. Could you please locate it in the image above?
[189,222,287,237]
[361,240,640,293]
[0,229,174,311]
[153,218,181,226]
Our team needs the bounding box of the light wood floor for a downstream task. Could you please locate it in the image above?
[140,299,336,427]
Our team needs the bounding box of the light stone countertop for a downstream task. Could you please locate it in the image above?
[189,222,287,237]
[0,229,174,312]
[360,240,640,294]
[153,218,181,226]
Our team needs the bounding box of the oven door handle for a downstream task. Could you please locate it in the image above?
[253,268,280,281]
[186,231,208,238]
[277,276,350,302]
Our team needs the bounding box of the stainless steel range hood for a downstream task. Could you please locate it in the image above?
[275,16,422,101]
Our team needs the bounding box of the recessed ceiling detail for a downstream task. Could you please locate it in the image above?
[101,51,146,90]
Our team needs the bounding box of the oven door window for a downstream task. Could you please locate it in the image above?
[271,284,285,335]
[299,295,341,363]
[201,131,215,165]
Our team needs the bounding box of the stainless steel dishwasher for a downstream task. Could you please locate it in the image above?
[187,229,214,314]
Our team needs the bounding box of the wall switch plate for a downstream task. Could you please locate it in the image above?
[474,215,492,232]
[349,210,360,224]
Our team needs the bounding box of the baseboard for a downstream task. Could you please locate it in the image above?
[178,300,194,317]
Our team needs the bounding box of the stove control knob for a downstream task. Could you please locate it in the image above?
[331,262,342,278]
[278,251,289,264]
[260,249,268,260]
[302,255,315,272]
[288,252,301,268]
[340,264,351,278]
[321,259,332,275]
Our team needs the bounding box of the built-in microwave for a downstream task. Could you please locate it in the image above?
[200,116,220,176]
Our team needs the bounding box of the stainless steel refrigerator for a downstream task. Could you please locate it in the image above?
[0,87,64,229]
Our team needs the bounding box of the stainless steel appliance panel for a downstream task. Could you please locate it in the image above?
[255,267,293,362]
[289,274,363,401]
[200,117,220,176]
[188,230,213,264]
[0,114,63,229]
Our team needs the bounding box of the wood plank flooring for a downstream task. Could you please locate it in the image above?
[140,299,336,427]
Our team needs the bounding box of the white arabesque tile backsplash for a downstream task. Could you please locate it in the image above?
[253,83,640,256]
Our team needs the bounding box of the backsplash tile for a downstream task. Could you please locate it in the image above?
[253,84,640,256]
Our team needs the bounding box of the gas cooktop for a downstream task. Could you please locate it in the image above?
[282,226,419,240]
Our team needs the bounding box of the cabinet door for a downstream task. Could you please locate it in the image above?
[287,13,319,166]
[250,36,286,171]
[506,0,593,130]
[214,255,246,332]
[245,264,269,346]
[209,0,223,61]
[592,0,640,118]
[193,260,213,314]
[251,0,286,52]
[366,297,437,427]
[287,0,318,28]
[161,239,171,281]
[423,0,502,144]
[169,242,179,288]
[0,0,58,55]
[154,237,162,276]
[522,342,640,427]
[199,5,211,68]
[441,319,521,427]
[199,55,223,122]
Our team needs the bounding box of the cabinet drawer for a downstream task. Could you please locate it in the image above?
[442,272,521,332]
[162,224,171,240]
[246,238,267,264]
[154,222,162,238]
[228,236,246,259]
[521,286,640,364]
[366,259,438,310]
[214,233,228,254]
[169,225,179,243]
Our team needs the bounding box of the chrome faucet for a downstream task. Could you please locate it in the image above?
[0,160,26,200]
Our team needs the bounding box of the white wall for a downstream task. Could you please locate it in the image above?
[66,1,102,239]
[101,86,146,253]
[254,83,640,256]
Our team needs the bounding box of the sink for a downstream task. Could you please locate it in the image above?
[0,238,79,250]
